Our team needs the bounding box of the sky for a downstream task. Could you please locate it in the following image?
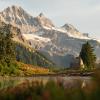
[0,0,100,39]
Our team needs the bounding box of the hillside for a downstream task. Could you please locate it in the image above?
[16,61,50,76]
[0,5,100,67]
[0,20,55,68]
[16,43,55,67]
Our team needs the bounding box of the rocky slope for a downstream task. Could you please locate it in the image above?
[0,5,100,67]
[0,21,55,67]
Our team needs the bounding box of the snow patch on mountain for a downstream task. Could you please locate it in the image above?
[22,34,51,43]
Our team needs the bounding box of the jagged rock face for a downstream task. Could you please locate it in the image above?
[0,5,100,67]
[0,5,36,33]
[0,5,55,34]
[62,24,81,35]
[34,13,54,28]
[0,6,32,25]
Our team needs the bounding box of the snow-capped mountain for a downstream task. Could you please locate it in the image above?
[62,23,81,35]
[0,5,55,34]
[0,5,100,67]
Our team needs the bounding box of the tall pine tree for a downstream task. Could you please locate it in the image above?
[0,24,15,66]
[80,42,96,70]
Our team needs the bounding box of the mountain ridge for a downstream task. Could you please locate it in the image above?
[0,5,100,67]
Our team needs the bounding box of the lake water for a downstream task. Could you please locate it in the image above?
[0,76,92,90]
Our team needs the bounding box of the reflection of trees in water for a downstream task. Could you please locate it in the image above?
[0,77,23,90]
[0,76,99,100]
[0,76,92,90]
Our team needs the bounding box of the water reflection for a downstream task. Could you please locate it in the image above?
[0,76,92,90]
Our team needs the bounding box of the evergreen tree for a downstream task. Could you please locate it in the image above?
[0,24,16,66]
[80,42,96,69]
[0,24,7,61]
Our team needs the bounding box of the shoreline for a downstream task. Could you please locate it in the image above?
[0,72,94,77]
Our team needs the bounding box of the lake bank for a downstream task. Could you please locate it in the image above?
[0,75,98,100]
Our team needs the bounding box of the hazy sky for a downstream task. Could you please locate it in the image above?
[0,0,100,39]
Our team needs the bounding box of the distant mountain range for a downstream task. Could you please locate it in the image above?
[0,5,100,67]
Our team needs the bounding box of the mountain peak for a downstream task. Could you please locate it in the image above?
[0,5,55,33]
[62,23,82,35]
[36,13,55,28]
[62,23,79,32]
[0,5,33,24]
[0,5,36,33]
[11,5,21,9]
[39,13,44,17]
[3,5,23,13]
